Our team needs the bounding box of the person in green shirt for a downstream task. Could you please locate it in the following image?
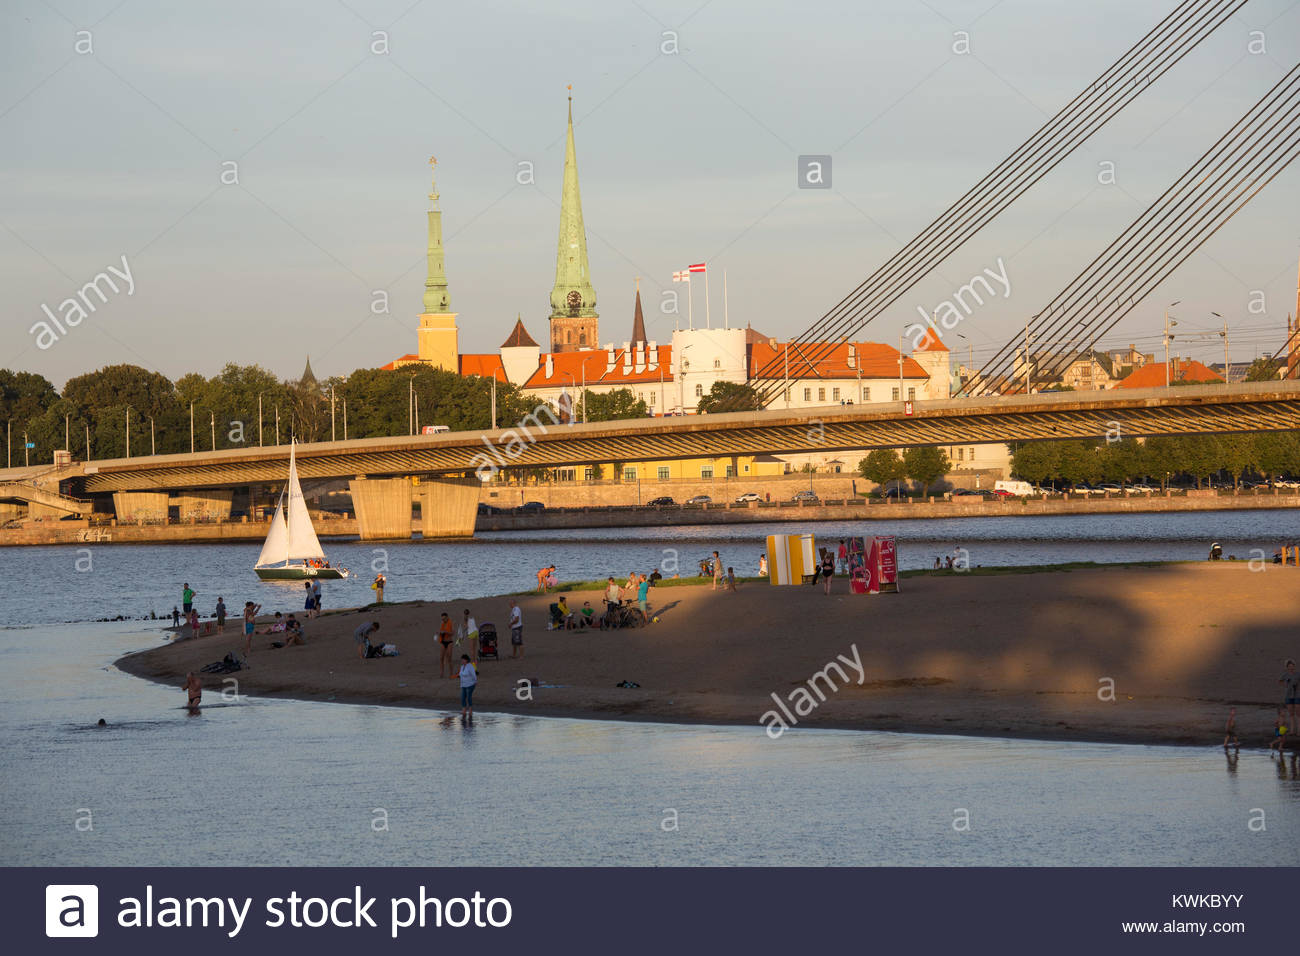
[182,583,195,614]
[579,601,595,628]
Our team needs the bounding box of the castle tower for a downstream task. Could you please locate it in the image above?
[416,156,459,371]
[548,90,599,353]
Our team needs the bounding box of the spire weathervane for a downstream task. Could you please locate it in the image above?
[428,155,439,209]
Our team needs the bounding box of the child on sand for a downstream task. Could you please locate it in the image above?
[726,567,737,592]
[1223,707,1238,749]
[1270,709,1289,755]
[243,601,262,658]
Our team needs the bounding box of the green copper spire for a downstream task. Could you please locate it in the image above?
[422,156,451,314]
[549,92,597,324]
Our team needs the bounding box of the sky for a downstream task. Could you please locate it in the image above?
[2,0,1298,389]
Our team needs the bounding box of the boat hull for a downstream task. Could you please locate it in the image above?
[254,566,348,581]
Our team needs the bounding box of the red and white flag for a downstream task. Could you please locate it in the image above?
[672,270,690,282]
[688,262,707,273]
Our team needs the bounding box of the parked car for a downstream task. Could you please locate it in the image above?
[791,490,820,503]
[518,501,545,513]
[646,496,676,507]
[734,492,762,503]
[989,489,1014,498]
[951,488,986,498]
[685,494,712,505]
[882,487,907,499]
[1128,483,1155,492]
[1097,483,1123,493]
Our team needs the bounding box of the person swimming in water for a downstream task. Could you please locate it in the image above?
[184,672,202,711]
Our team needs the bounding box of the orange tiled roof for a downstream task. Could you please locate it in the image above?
[914,329,949,352]
[749,341,928,380]
[380,353,419,371]
[1116,360,1223,388]
[523,346,673,388]
[460,354,508,381]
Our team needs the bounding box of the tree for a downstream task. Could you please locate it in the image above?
[1218,435,1256,488]
[1098,438,1142,486]
[1254,432,1300,482]
[0,370,58,425]
[1244,357,1282,382]
[901,446,950,494]
[579,388,648,422]
[1011,442,1061,487]
[697,381,761,413]
[1055,440,1100,487]
[858,448,905,493]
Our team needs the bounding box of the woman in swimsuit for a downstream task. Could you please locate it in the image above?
[438,612,456,678]
[184,672,201,711]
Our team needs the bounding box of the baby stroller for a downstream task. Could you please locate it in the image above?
[478,622,499,661]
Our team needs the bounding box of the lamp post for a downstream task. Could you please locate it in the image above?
[1163,301,1180,387]
[1212,311,1228,383]
[330,386,336,442]
[258,393,264,447]
[23,430,29,467]
[149,417,156,456]
[678,343,694,414]
[189,402,194,453]
[210,411,216,451]
[125,407,130,459]
[561,373,578,425]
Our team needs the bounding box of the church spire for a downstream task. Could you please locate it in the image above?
[548,88,599,352]
[422,156,451,314]
[630,278,647,348]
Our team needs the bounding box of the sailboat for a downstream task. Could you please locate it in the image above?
[254,442,348,580]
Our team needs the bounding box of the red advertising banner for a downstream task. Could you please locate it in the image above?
[876,535,898,592]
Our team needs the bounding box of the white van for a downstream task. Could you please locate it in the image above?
[995,479,1034,496]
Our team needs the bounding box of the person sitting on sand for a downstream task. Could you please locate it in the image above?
[283,615,305,646]
[556,595,573,629]
[579,601,595,628]
[1270,708,1289,755]
[183,672,201,711]
[259,611,285,635]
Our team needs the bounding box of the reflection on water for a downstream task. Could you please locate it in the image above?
[0,510,1297,627]
[0,621,1296,867]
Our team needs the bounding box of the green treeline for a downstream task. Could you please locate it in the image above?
[1010,434,1300,488]
[0,363,619,463]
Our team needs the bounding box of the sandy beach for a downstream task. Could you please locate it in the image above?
[116,563,1300,748]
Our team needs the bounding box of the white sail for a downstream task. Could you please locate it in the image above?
[255,497,288,568]
[284,442,326,561]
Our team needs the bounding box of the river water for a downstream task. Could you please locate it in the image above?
[0,511,1297,866]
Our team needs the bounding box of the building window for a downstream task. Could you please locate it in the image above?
[713,358,721,369]
[583,466,594,481]
[650,392,656,407]
[891,387,900,401]
[725,465,735,477]
[818,388,826,402]
[579,331,586,345]
[743,464,750,473]
[832,387,840,401]
[657,466,670,481]
[969,447,975,461]
[701,465,714,479]
[907,387,916,401]
[564,329,572,344]
[803,388,811,401]
[957,447,964,462]
[623,466,637,481]
[694,384,703,398]
[862,387,870,401]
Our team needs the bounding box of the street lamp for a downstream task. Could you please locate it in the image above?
[561,372,578,425]
[677,343,694,414]
[1211,311,1228,383]
[1163,300,1180,387]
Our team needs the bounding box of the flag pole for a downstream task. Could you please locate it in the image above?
[704,269,711,329]
[688,278,694,330]
[723,270,729,330]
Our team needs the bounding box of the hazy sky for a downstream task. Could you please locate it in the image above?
[3,0,1298,388]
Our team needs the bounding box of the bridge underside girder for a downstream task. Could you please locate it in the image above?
[78,385,1300,493]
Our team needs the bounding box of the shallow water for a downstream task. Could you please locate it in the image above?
[0,620,1296,867]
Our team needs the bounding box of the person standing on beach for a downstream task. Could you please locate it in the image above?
[303,581,316,619]
[1223,707,1239,750]
[242,601,261,659]
[215,597,226,635]
[1280,659,1299,731]
[372,572,386,603]
[183,672,201,711]
[726,567,737,592]
[463,608,479,663]
[712,551,722,591]
[1270,708,1289,755]
[837,539,848,573]
[458,654,478,721]
[187,607,200,638]
[312,579,323,617]
[636,574,651,624]
[758,553,767,577]
[172,606,180,628]
[354,620,379,660]
[821,549,835,595]
[182,583,195,615]
[509,599,523,659]
[438,612,456,677]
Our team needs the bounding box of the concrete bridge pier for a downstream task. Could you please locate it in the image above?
[112,491,170,522]
[173,490,233,521]
[418,477,481,538]
[348,478,413,539]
